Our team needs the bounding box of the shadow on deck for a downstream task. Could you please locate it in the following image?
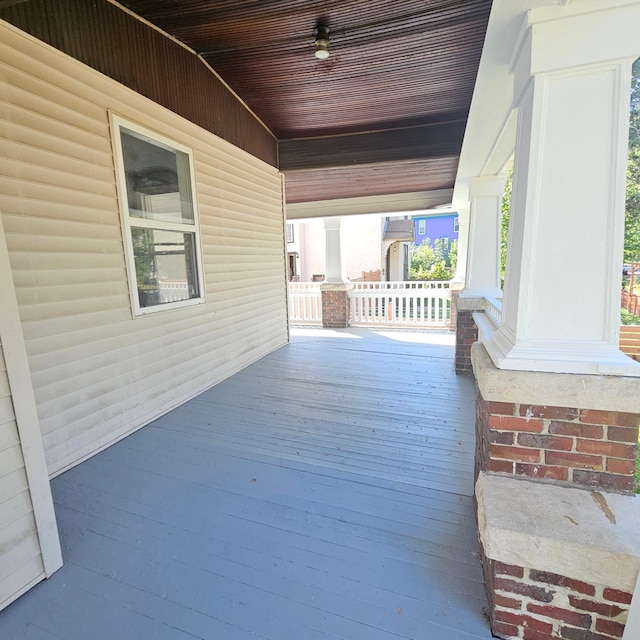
[0,327,491,640]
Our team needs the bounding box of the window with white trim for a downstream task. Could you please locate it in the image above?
[418,219,426,235]
[112,117,204,315]
[453,216,459,233]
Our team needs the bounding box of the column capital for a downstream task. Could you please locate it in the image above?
[323,217,341,231]
[511,2,640,100]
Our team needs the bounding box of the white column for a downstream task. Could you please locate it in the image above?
[323,217,346,284]
[483,4,640,377]
[461,175,506,299]
[453,205,470,283]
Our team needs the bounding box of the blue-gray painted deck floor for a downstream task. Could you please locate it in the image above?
[0,327,492,640]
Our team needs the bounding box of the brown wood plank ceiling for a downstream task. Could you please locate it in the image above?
[109,0,493,203]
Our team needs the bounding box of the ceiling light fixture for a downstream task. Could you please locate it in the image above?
[314,24,330,60]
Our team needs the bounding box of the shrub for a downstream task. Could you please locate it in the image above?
[621,308,640,325]
[409,238,457,281]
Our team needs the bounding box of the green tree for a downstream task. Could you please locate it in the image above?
[500,169,513,286]
[625,58,640,264]
[409,238,458,281]
[448,238,458,273]
[410,240,435,280]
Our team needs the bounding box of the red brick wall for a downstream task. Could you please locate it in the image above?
[483,557,631,640]
[456,310,478,375]
[476,394,639,492]
[321,289,350,328]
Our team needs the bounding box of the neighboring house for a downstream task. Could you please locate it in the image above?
[287,215,382,282]
[413,213,459,250]
[382,217,414,281]
[286,215,413,282]
[285,222,300,281]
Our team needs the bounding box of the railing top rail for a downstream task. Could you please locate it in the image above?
[481,294,503,330]
[288,282,322,290]
[484,295,503,312]
[289,281,452,291]
[350,280,451,290]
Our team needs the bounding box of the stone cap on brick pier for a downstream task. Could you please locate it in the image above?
[472,343,640,414]
[476,472,640,593]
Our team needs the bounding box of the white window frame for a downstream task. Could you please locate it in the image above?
[453,216,460,233]
[111,115,205,316]
[418,219,426,235]
[287,223,295,243]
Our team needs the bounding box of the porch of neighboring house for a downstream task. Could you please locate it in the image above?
[0,328,491,640]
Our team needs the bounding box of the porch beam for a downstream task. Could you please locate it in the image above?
[282,157,458,205]
[278,121,466,171]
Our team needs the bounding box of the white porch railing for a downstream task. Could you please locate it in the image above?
[349,281,451,327]
[484,295,502,327]
[288,282,322,324]
[288,280,453,327]
[472,295,503,343]
[158,280,190,303]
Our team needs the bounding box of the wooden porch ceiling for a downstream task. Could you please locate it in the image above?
[119,0,493,204]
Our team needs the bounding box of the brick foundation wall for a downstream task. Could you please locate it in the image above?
[475,393,639,493]
[483,556,632,640]
[321,289,350,328]
[455,310,478,375]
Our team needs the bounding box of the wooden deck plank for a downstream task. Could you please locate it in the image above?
[0,327,491,639]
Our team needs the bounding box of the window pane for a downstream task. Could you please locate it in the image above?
[121,128,194,224]
[131,228,199,307]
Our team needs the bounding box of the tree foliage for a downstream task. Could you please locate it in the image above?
[409,238,458,281]
[625,58,640,263]
[500,169,513,286]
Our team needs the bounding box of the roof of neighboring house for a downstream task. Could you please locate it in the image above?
[383,219,415,242]
[412,212,458,220]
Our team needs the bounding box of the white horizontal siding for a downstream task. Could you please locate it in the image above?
[0,342,45,610]
[0,21,288,476]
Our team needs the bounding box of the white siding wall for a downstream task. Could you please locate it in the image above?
[0,339,44,609]
[0,21,288,476]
